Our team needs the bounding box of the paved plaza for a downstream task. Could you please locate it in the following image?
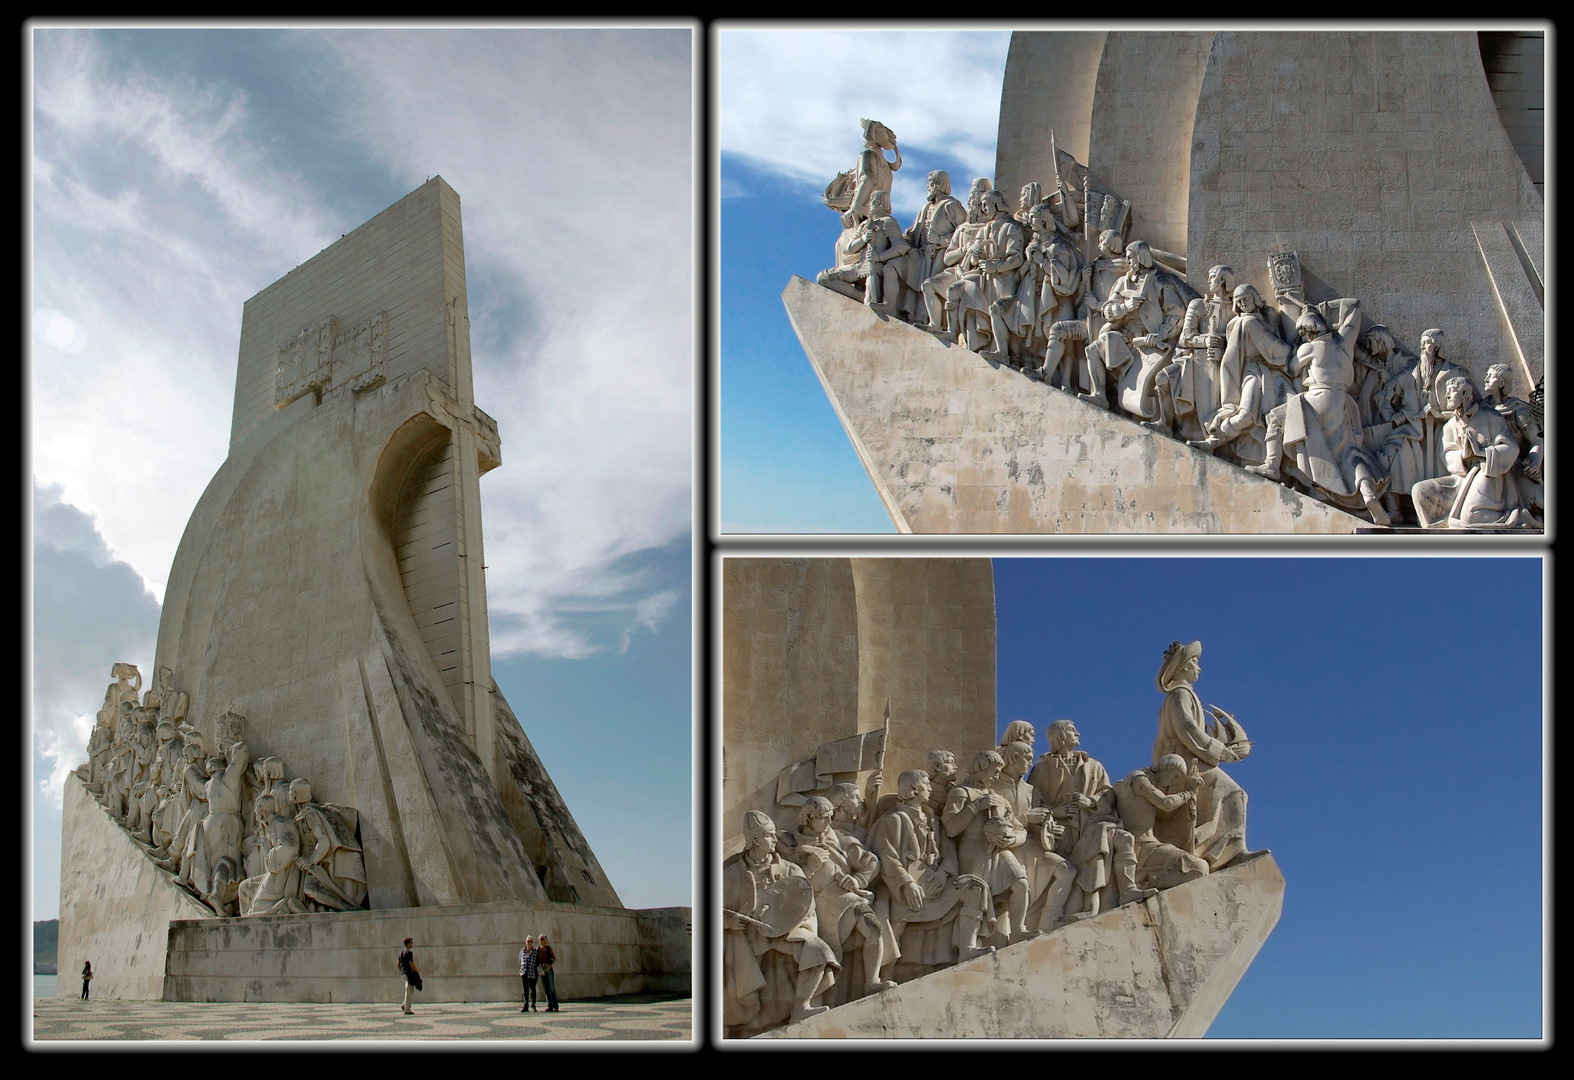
[32,993,692,1043]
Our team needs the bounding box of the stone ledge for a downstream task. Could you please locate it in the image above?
[785,276,1366,534]
[755,850,1284,1039]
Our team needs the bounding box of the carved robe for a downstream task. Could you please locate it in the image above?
[722,849,838,1036]
[1411,401,1527,528]
[1155,682,1246,864]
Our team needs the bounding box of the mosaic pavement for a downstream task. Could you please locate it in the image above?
[32,993,692,1042]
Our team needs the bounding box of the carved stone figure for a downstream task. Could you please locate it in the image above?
[993,740,1074,933]
[852,190,913,316]
[1006,205,1084,377]
[1411,375,1536,529]
[1247,296,1391,525]
[941,190,1026,361]
[1149,264,1234,441]
[184,740,251,915]
[790,796,897,1003]
[724,809,839,1036]
[905,170,968,325]
[827,782,871,847]
[290,779,369,912]
[1027,720,1143,922]
[1412,329,1469,483]
[919,181,991,339]
[942,751,1034,948]
[868,769,993,972]
[1364,326,1426,524]
[1189,283,1294,466]
[924,749,958,819]
[817,210,869,303]
[1080,241,1185,420]
[1113,755,1208,890]
[1153,641,1250,872]
[1485,363,1544,521]
[238,795,307,917]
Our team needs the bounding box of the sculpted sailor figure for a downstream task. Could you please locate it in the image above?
[724,809,838,1036]
[869,769,994,970]
[188,739,251,915]
[942,750,1036,948]
[1149,264,1233,441]
[1189,284,1294,464]
[851,190,913,317]
[1113,755,1208,891]
[848,118,901,224]
[994,740,1075,933]
[941,190,1026,361]
[291,779,369,912]
[924,749,959,819]
[1007,204,1084,377]
[816,210,870,303]
[1412,329,1469,482]
[790,796,898,1002]
[238,792,307,917]
[905,170,968,325]
[1154,641,1251,872]
[1080,240,1185,420]
[919,181,991,340]
[1247,295,1392,525]
[1365,326,1426,524]
[1411,375,1535,529]
[1027,720,1144,923]
[1484,363,1544,522]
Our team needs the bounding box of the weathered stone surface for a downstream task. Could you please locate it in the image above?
[722,558,998,844]
[785,276,1365,534]
[1187,31,1543,398]
[164,900,690,1003]
[758,850,1284,1039]
[56,775,215,1000]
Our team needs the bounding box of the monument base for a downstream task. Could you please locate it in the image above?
[785,276,1366,534]
[55,774,215,1000]
[57,776,690,1002]
[164,902,690,1003]
[756,851,1283,1039]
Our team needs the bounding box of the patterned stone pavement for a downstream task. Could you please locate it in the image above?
[32,993,692,1042]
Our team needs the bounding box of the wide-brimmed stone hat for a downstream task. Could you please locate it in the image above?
[1156,640,1202,690]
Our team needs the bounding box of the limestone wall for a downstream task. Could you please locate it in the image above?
[164,900,691,1003]
[994,31,1106,202]
[785,276,1365,534]
[848,559,996,781]
[1087,31,1214,258]
[722,558,860,835]
[231,179,469,449]
[1187,31,1543,396]
[56,775,215,1000]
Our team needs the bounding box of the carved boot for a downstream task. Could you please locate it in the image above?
[1245,430,1282,479]
[938,302,962,344]
[956,911,995,962]
[1359,480,1392,527]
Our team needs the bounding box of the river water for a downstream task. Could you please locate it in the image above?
[34,974,58,998]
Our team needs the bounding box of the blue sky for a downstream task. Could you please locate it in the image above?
[29,25,694,916]
[718,29,1010,533]
[993,556,1544,1039]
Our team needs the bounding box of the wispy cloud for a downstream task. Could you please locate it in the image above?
[717,29,1009,214]
[31,29,693,661]
[32,481,162,806]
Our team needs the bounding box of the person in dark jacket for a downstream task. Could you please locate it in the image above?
[81,961,93,1000]
[538,935,559,1011]
[398,937,418,1014]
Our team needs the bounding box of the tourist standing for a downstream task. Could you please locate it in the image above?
[80,961,92,1000]
[519,936,539,1012]
[398,937,420,1014]
[538,935,559,1011]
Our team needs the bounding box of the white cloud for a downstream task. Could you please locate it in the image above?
[32,482,162,808]
[323,29,693,659]
[31,29,693,660]
[717,29,1009,214]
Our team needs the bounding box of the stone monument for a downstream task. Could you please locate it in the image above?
[58,178,689,1002]
[722,558,1283,1039]
[786,30,1544,533]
